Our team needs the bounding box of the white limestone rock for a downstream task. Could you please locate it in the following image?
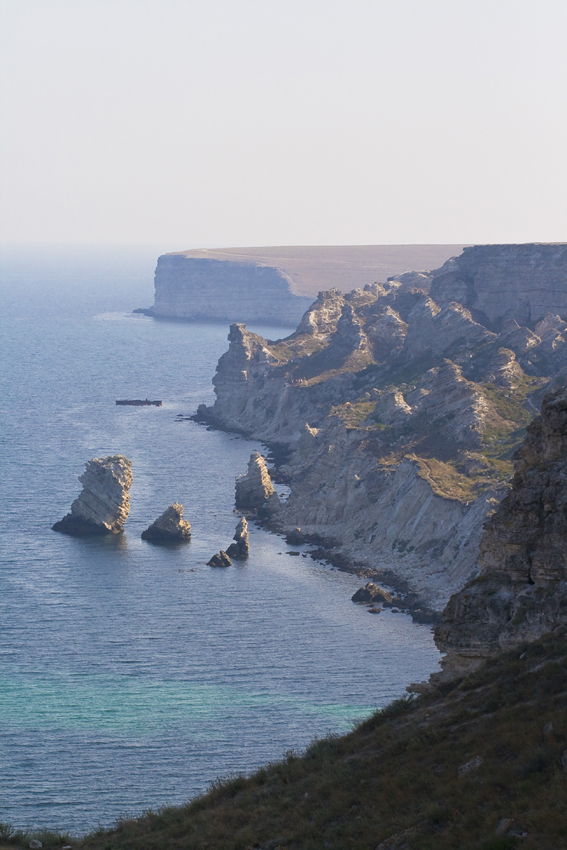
[53,455,132,536]
[235,452,280,515]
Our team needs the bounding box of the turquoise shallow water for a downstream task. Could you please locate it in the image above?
[0,246,441,833]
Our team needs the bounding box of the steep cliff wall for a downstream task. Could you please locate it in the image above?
[197,243,567,611]
[435,385,567,676]
[428,243,567,328]
[152,255,313,326]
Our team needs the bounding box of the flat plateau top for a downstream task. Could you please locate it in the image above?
[166,244,470,297]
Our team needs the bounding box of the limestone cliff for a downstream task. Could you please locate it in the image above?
[196,243,567,611]
[435,386,567,676]
[150,254,312,326]
[53,455,133,536]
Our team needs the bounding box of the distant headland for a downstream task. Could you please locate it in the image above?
[137,244,470,325]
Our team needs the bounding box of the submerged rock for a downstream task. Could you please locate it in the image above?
[52,455,132,536]
[226,517,249,560]
[141,503,192,543]
[207,550,232,567]
[235,452,280,515]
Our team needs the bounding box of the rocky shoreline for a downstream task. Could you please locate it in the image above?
[195,243,567,617]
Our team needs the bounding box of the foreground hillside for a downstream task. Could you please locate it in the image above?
[5,629,550,850]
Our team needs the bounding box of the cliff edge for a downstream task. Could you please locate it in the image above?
[435,385,567,677]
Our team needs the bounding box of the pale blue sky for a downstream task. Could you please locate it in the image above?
[1,0,566,246]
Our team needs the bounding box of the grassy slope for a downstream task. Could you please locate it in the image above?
[6,629,565,850]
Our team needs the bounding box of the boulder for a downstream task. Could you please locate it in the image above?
[207,550,232,567]
[226,517,249,560]
[352,582,393,605]
[52,455,132,536]
[141,503,191,543]
[235,452,280,515]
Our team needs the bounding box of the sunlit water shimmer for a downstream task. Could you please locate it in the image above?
[0,247,441,833]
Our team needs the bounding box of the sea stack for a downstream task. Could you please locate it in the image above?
[226,517,250,560]
[235,452,280,515]
[435,385,567,679]
[52,455,133,536]
[141,503,192,543]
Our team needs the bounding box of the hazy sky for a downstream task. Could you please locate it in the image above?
[1,0,566,247]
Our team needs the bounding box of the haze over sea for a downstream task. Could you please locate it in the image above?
[0,246,440,834]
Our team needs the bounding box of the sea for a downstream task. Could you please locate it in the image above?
[0,245,441,835]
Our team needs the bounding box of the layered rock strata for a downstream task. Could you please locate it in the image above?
[235,453,280,515]
[435,386,567,677]
[141,503,192,543]
[53,455,133,536]
[196,244,567,611]
[226,517,250,560]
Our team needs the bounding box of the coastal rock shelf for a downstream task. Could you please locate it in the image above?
[52,455,133,536]
[197,242,567,611]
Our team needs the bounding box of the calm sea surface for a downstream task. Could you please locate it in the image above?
[0,246,441,834]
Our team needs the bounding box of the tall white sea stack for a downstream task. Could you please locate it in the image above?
[52,455,133,536]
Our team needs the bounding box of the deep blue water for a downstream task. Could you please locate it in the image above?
[0,246,440,834]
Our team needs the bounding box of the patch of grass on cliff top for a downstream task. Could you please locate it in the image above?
[267,335,330,362]
[59,629,567,850]
[329,399,377,427]
[409,455,483,502]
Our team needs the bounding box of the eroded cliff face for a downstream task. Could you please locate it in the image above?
[197,244,567,610]
[151,255,312,326]
[435,386,567,676]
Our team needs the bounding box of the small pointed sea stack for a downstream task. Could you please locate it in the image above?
[141,503,192,543]
[207,550,232,567]
[235,452,280,515]
[52,455,133,536]
[226,517,250,560]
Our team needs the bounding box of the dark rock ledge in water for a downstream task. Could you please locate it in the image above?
[141,503,192,543]
[52,455,132,536]
[207,550,232,567]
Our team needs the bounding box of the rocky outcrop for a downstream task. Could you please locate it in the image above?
[196,244,567,611]
[435,386,567,677]
[351,582,393,605]
[141,503,192,543]
[235,453,280,515]
[226,517,249,560]
[428,243,567,328]
[207,551,232,567]
[53,455,133,536]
